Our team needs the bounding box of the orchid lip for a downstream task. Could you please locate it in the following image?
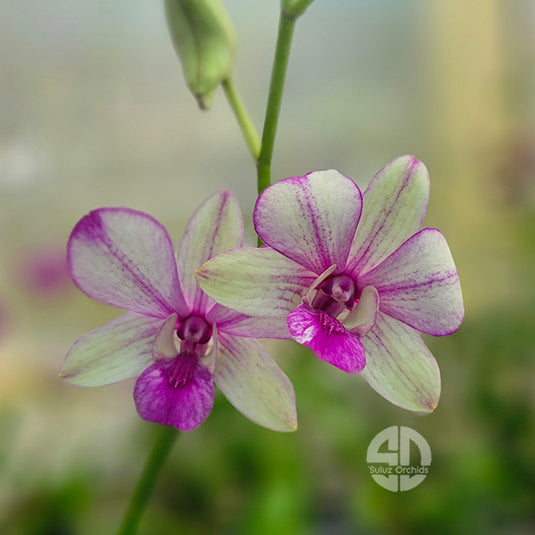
[167,352,198,388]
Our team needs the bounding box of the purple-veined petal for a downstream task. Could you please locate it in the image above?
[343,285,379,336]
[68,208,188,318]
[358,228,464,335]
[207,304,290,339]
[360,312,440,412]
[177,191,244,314]
[254,170,362,274]
[60,312,164,386]
[214,333,297,431]
[287,304,366,373]
[346,156,430,277]
[133,355,214,431]
[196,247,316,317]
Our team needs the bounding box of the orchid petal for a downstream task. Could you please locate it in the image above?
[347,156,430,277]
[302,264,337,305]
[152,313,179,359]
[361,312,440,412]
[343,285,379,336]
[196,247,316,317]
[177,191,243,314]
[68,208,188,318]
[358,229,464,335]
[287,304,366,373]
[60,313,164,386]
[254,170,362,273]
[207,304,291,339]
[214,333,297,431]
[133,356,214,431]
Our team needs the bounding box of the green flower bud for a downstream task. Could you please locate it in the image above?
[165,0,237,110]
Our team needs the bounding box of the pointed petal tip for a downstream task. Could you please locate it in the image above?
[427,398,439,412]
[393,154,426,170]
[285,419,298,432]
[388,392,439,414]
[177,190,244,312]
[57,369,83,385]
[400,153,419,163]
[214,335,298,432]
[415,394,439,413]
[264,414,298,432]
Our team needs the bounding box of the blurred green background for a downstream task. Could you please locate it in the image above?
[1,1,534,534]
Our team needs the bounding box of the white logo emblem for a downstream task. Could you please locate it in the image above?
[367,426,431,492]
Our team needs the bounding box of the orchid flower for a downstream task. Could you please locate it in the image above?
[196,156,464,412]
[60,191,297,432]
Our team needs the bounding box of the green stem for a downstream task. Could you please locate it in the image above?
[117,426,179,535]
[222,77,261,160]
[256,11,297,195]
[283,0,316,18]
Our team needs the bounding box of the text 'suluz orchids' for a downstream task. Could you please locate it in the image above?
[197,155,464,413]
[59,191,297,432]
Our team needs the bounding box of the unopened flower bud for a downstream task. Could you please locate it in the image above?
[165,0,237,110]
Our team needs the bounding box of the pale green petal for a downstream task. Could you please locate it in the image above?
[196,247,316,317]
[347,155,430,277]
[177,190,243,313]
[361,312,440,412]
[207,304,290,339]
[152,313,179,359]
[358,228,464,336]
[214,333,297,432]
[60,313,164,386]
[343,285,379,335]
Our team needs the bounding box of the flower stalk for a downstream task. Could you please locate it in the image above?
[117,426,179,535]
[257,10,297,195]
[222,78,261,160]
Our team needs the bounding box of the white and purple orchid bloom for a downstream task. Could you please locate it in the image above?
[196,156,464,412]
[60,191,297,432]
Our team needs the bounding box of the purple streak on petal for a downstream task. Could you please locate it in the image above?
[177,191,244,315]
[196,247,316,318]
[254,170,362,274]
[207,304,291,339]
[361,312,440,412]
[358,228,464,335]
[214,333,297,431]
[134,354,214,431]
[287,304,365,373]
[347,156,430,278]
[60,312,164,387]
[68,208,188,318]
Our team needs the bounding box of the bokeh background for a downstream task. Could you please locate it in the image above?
[1,1,534,534]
